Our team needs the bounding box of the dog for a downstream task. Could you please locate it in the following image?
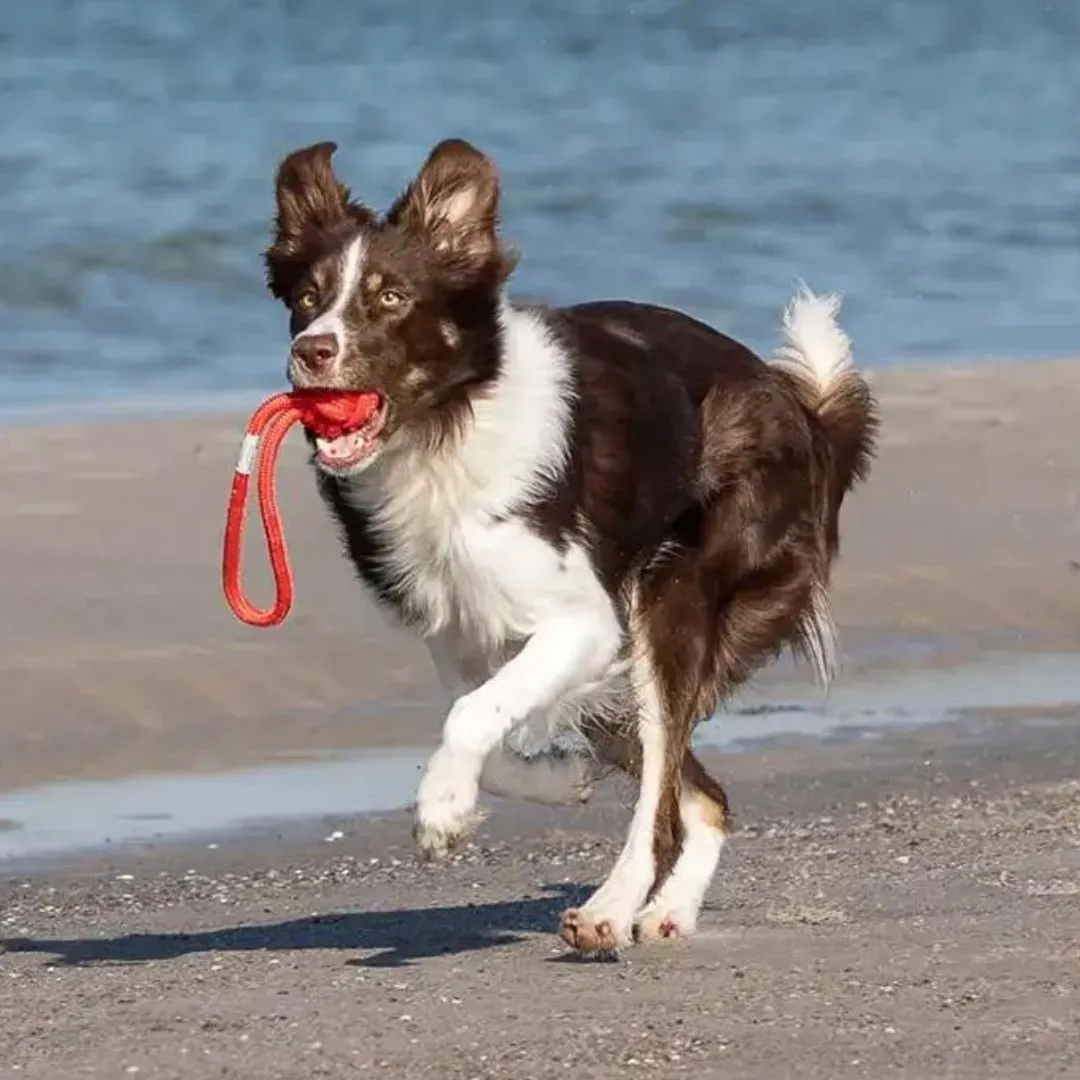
[263,137,878,953]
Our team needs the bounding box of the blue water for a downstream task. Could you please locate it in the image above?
[1,0,1077,421]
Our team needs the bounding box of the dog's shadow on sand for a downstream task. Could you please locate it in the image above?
[1,883,591,969]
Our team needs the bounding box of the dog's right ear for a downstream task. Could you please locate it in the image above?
[270,142,350,252]
[265,142,375,299]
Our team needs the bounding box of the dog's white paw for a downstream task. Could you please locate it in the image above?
[413,747,483,860]
[633,902,698,942]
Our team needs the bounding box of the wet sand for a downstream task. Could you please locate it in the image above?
[2,358,1080,1076]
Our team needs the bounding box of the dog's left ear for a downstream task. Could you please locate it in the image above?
[388,139,513,284]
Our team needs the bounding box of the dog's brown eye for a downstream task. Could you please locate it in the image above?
[296,290,318,311]
[378,288,407,309]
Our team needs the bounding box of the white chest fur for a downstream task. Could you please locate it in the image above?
[368,480,583,652]
[343,304,607,656]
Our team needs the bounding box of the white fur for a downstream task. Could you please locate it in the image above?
[289,234,366,382]
[770,282,854,398]
[564,644,667,948]
[799,581,838,687]
[341,303,626,856]
[350,303,582,645]
[635,789,725,939]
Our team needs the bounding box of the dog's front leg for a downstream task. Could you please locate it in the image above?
[414,609,620,859]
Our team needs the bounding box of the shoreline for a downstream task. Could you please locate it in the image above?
[3,643,1080,872]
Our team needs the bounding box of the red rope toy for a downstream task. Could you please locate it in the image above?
[222,390,380,627]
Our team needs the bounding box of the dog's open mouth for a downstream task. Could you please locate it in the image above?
[311,396,389,473]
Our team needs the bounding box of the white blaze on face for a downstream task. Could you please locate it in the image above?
[291,233,367,375]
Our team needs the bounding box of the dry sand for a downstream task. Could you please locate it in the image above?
[1,359,1080,1077]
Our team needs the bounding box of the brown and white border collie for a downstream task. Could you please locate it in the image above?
[264,138,878,954]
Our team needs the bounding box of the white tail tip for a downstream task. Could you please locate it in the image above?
[771,282,854,395]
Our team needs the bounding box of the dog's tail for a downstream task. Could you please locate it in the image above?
[769,283,878,500]
[768,284,878,687]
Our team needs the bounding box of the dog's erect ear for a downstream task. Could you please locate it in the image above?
[387,139,513,284]
[265,142,375,298]
[271,142,352,249]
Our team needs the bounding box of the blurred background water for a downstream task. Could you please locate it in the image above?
[0,0,1077,422]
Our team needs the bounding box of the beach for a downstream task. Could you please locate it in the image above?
[1,359,1079,1077]
[3,0,1078,1072]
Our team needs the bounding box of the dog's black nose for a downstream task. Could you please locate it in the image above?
[290,333,339,375]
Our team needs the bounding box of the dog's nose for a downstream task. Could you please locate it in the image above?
[290,333,339,375]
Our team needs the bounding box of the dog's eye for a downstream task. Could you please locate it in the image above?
[378,288,407,309]
[296,290,318,311]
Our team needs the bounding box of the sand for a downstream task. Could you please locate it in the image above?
[1,358,1080,1077]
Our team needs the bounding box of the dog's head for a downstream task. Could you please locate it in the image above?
[264,138,517,475]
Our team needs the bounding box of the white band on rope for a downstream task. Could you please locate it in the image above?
[235,432,260,476]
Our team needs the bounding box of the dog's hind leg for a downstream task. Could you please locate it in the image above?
[630,538,822,941]
[634,749,729,940]
[560,644,686,953]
